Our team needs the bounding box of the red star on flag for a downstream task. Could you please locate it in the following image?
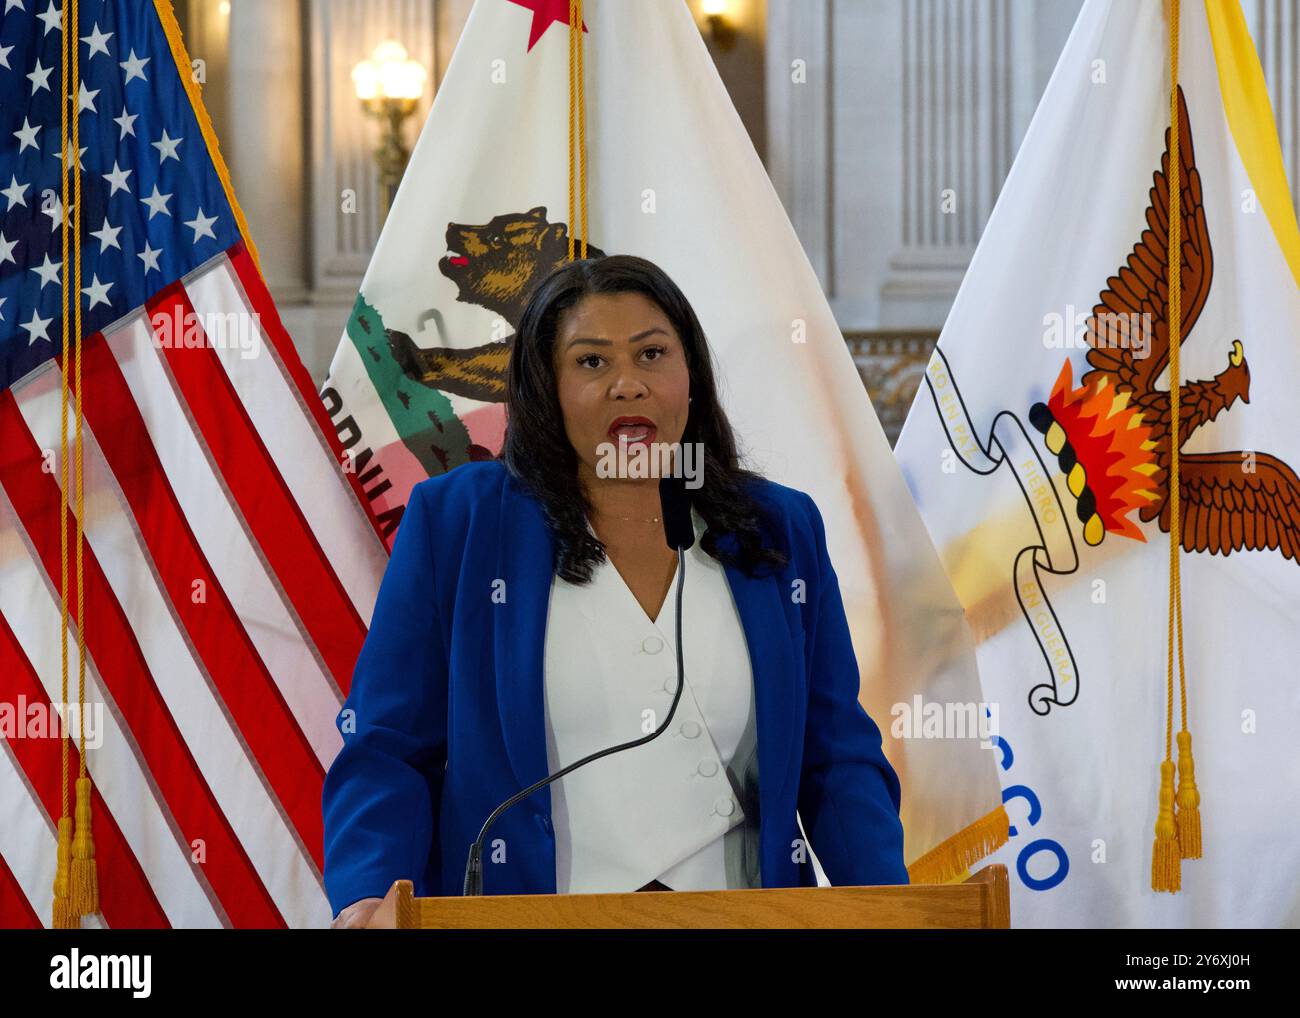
[508,0,589,52]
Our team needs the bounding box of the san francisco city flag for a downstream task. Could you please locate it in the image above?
[322,0,1008,883]
[895,0,1300,926]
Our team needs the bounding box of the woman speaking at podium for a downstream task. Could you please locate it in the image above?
[322,255,908,928]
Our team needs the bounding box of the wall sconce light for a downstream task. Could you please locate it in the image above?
[352,40,428,218]
[700,0,737,51]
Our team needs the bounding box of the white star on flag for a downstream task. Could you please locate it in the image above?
[21,309,52,345]
[184,207,218,243]
[114,108,138,139]
[0,230,16,266]
[152,129,182,163]
[27,58,52,94]
[137,241,162,274]
[41,196,72,232]
[90,217,122,252]
[0,44,13,70]
[120,48,149,84]
[31,253,61,289]
[1,175,28,210]
[77,80,100,115]
[103,161,132,196]
[140,184,172,219]
[81,274,113,310]
[13,117,39,153]
[56,139,86,170]
[36,2,59,36]
[81,22,112,58]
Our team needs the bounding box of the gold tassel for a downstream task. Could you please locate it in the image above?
[51,816,78,929]
[1175,730,1202,859]
[1151,760,1181,892]
[69,776,99,916]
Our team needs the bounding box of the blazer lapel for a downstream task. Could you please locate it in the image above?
[494,472,556,802]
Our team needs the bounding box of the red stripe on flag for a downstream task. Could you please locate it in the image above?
[226,241,387,543]
[146,283,367,692]
[76,333,326,871]
[0,609,170,928]
[0,390,285,927]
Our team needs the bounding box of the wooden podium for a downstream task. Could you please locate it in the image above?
[366,864,1009,929]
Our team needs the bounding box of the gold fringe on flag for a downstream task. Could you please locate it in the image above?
[906,804,1010,886]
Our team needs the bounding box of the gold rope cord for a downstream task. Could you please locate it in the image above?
[1152,0,1202,894]
[51,0,99,927]
[52,0,75,931]
[69,0,99,920]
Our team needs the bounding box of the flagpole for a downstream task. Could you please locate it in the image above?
[568,0,588,260]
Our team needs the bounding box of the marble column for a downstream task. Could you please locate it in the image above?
[1253,0,1300,219]
[226,0,309,303]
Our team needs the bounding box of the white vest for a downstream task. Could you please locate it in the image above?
[542,509,760,893]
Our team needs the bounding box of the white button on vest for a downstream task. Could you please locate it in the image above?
[542,507,758,894]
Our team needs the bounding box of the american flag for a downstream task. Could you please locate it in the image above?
[0,0,388,926]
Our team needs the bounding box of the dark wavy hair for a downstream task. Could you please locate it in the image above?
[501,254,789,583]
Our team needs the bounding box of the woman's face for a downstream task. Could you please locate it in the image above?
[553,290,692,483]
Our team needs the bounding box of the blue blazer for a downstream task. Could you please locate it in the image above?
[321,460,908,916]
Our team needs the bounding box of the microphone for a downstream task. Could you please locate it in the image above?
[461,476,694,895]
[659,474,696,551]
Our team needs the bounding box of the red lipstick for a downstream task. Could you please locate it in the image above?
[607,416,657,445]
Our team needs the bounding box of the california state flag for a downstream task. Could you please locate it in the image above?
[895,0,1300,926]
[322,0,1007,883]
